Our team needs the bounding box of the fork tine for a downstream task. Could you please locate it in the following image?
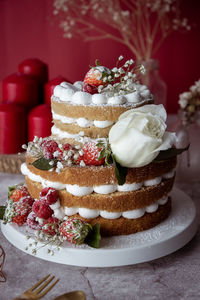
[28,274,50,292]
[34,275,55,294]
[39,278,59,298]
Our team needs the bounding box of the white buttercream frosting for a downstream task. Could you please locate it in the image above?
[63,196,169,220]
[52,111,114,129]
[66,184,93,196]
[72,91,92,105]
[52,81,152,106]
[51,125,107,144]
[144,177,162,187]
[21,163,174,197]
[93,185,117,194]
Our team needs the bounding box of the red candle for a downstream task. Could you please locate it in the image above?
[19,58,49,104]
[28,104,52,141]
[44,76,68,106]
[2,72,38,109]
[18,58,48,85]
[0,103,26,154]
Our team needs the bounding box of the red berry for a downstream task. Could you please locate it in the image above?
[59,218,91,245]
[78,142,105,166]
[42,140,58,159]
[82,83,98,95]
[63,143,73,151]
[10,186,29,202]
[42,217,59,235]
[27,211,42,230]
[12,214,27,226]
[83,68,105,87]
[21,196,34,207]
[12,198,33,226]
[32,200,53,219]
[40,187,58,205]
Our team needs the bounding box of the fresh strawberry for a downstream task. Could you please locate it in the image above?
[59,218,91,245]
[83,68,105,87]
[12,214,27,226]
[41,140,58,159]
[42,217,59,235]
[9,185,29,202]
[39,187,58,205]
[82,62,113,94]
[11,197,33,226]
[27,211,42,230]
[78,142,105,166]
[32,200,53,219]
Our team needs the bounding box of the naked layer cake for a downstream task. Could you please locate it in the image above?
[20,57,177,237]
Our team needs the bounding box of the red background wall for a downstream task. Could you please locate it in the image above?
[0,0,200,113]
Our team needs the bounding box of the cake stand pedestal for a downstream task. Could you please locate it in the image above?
[1,188,198,268]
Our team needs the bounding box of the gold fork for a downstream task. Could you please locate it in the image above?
[13,274,59,300]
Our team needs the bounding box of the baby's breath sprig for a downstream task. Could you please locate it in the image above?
[99,56,146,97]
[24,230,65,256]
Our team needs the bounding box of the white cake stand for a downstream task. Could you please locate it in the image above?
[1,187,198,268]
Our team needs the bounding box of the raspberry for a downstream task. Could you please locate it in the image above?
[59,218,91,245]
[27,211,42,230]
[63,143,73,151]
[42,217,59,235]
[32,200,53,219]
[21,196,34,207]
[39,187,58,205]
[82,83,98,94]
[42,140,58,159]
[10,186,29,202]
[78,142,105,166]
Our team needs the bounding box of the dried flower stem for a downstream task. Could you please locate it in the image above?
[53,0,190,61]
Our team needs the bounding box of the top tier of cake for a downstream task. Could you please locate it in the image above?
[51,81,153,144]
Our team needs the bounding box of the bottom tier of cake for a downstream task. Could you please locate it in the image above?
[70,199,171,236]
[25,175,171,236]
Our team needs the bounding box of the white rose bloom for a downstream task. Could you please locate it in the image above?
[109,104,176,168]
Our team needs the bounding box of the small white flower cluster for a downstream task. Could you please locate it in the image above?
[23,136,84,173]
[22,136,44,158]
[178,79,200,124]
[179,79,200,110]
[98,56,146,96]
[25,231,66,256]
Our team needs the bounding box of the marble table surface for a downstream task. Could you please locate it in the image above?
[0,172,200,300]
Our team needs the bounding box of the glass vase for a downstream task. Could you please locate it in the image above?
[139,59,167,108]
[171,110,200,182]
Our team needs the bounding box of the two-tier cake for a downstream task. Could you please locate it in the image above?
[20,58,177,236]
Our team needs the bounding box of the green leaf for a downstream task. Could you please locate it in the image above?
[98,148,105,160]
[8,185,17,198]
[95,59,100,66]
[112,154,127,185]
[154,144,190,162]
[8,183,25,198]
[31,156,57,170]
[85,224,101,248]
[0,206,6,220]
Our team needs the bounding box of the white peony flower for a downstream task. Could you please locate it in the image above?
[109,104,176,168]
